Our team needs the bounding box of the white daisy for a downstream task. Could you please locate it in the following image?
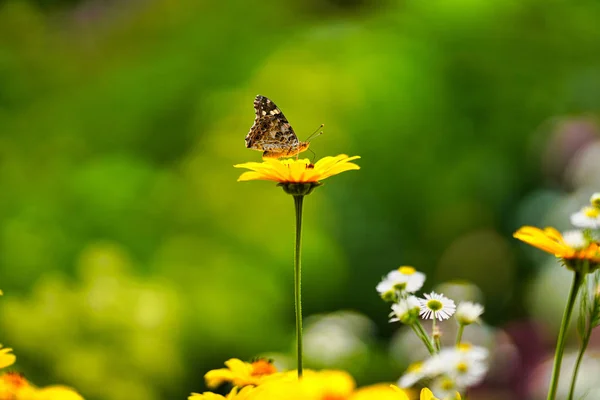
[389,295,421,324]
[591,193,600,208]
[429,375,462,400]
[562,230,588,250]
[449,355,488,387]
[387,266,426,293]
[419,292,456,321]
[570,206,600,229]
[456,343,489,361]
[455,301,484,325]
[376,278,397,301]
[377,266,426,301]
[435,345,489,387]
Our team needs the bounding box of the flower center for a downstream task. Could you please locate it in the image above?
[394,282,407,290]
[457,343,472,352]
[427,299,443,312]
[456,362,469,374]
[440,377,455,390]
[584,206,600,218]
[407,362,423,373]
[251,359,277,376]
[398,266,416,275]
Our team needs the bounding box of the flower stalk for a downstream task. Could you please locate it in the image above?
[413,320,436,355]
[547,271,584,400]
[567,268,599,400]
[456,324,465,346]
[567,333,589,400]
[293,194,304,378]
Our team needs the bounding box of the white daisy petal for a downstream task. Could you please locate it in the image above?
[389,295,421,324]
[419,292,456,321]
[455,302,484,325]
[570,206,600,229]
[562,230,588,250]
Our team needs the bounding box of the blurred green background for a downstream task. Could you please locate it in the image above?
[1,0,600,399]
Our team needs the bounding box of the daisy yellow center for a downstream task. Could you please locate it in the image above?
[456,362,469,374]
[407,362,423,373]
[427,299,443,312]
[251,360,277,376]
[440,377,455,390]
[584,207,600,218]
[457,343,472,352]
[398,266,416,275]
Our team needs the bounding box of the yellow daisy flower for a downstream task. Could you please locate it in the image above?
[245,370,355,400]
[513,226,600,271]
[205,359,278,389]
[350,384,409,400]
[234,155,360,184]
[0,345,16,369]
[420,388,461,400]
[0,372,33,399]
[32,386,84,400]
[189,386,254,400]
[0,373,84,400]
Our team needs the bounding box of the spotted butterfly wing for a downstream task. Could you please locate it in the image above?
[245,95,309,158]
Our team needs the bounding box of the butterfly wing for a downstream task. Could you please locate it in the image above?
[245,95,300,150]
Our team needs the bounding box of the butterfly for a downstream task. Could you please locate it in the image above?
[245,95,311,159]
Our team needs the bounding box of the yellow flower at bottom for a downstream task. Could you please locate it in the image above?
[350,384,409,400]
[32,386,84,400]
[234,155,360,184]
[189,386,254,400]
[246,370,355,400]
[205,359,278,389]
[419,388,460,400]
[0,373,84,400]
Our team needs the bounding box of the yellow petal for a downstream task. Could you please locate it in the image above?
[32,386,84,400]
[420,388,438,400]
[350,384,409,400]
[0,346,16,369]
[318,163,361,181]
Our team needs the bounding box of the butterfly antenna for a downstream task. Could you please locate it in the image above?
[305,124,324,142]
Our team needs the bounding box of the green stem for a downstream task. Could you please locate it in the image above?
[293,195,304,378]
[547,271,583,400]
[414,320,436,355]
[432,317,441,352]
[456,324,465,346]
[567,333,590,400]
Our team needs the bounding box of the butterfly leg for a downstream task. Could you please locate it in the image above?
[307,148,317,163]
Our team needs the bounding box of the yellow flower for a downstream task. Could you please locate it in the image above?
[350,384,409,400]
[0,373,85,400]
[420,388,460,400]
[189,386,254,400]
[420,388,438,400]
[0,346,16,369]
[0,372,30,399]
[513,226,600,270]
[205,359,278,389]
[234,155,360,184]
[31,386,84,400]
[246,370,355,400]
